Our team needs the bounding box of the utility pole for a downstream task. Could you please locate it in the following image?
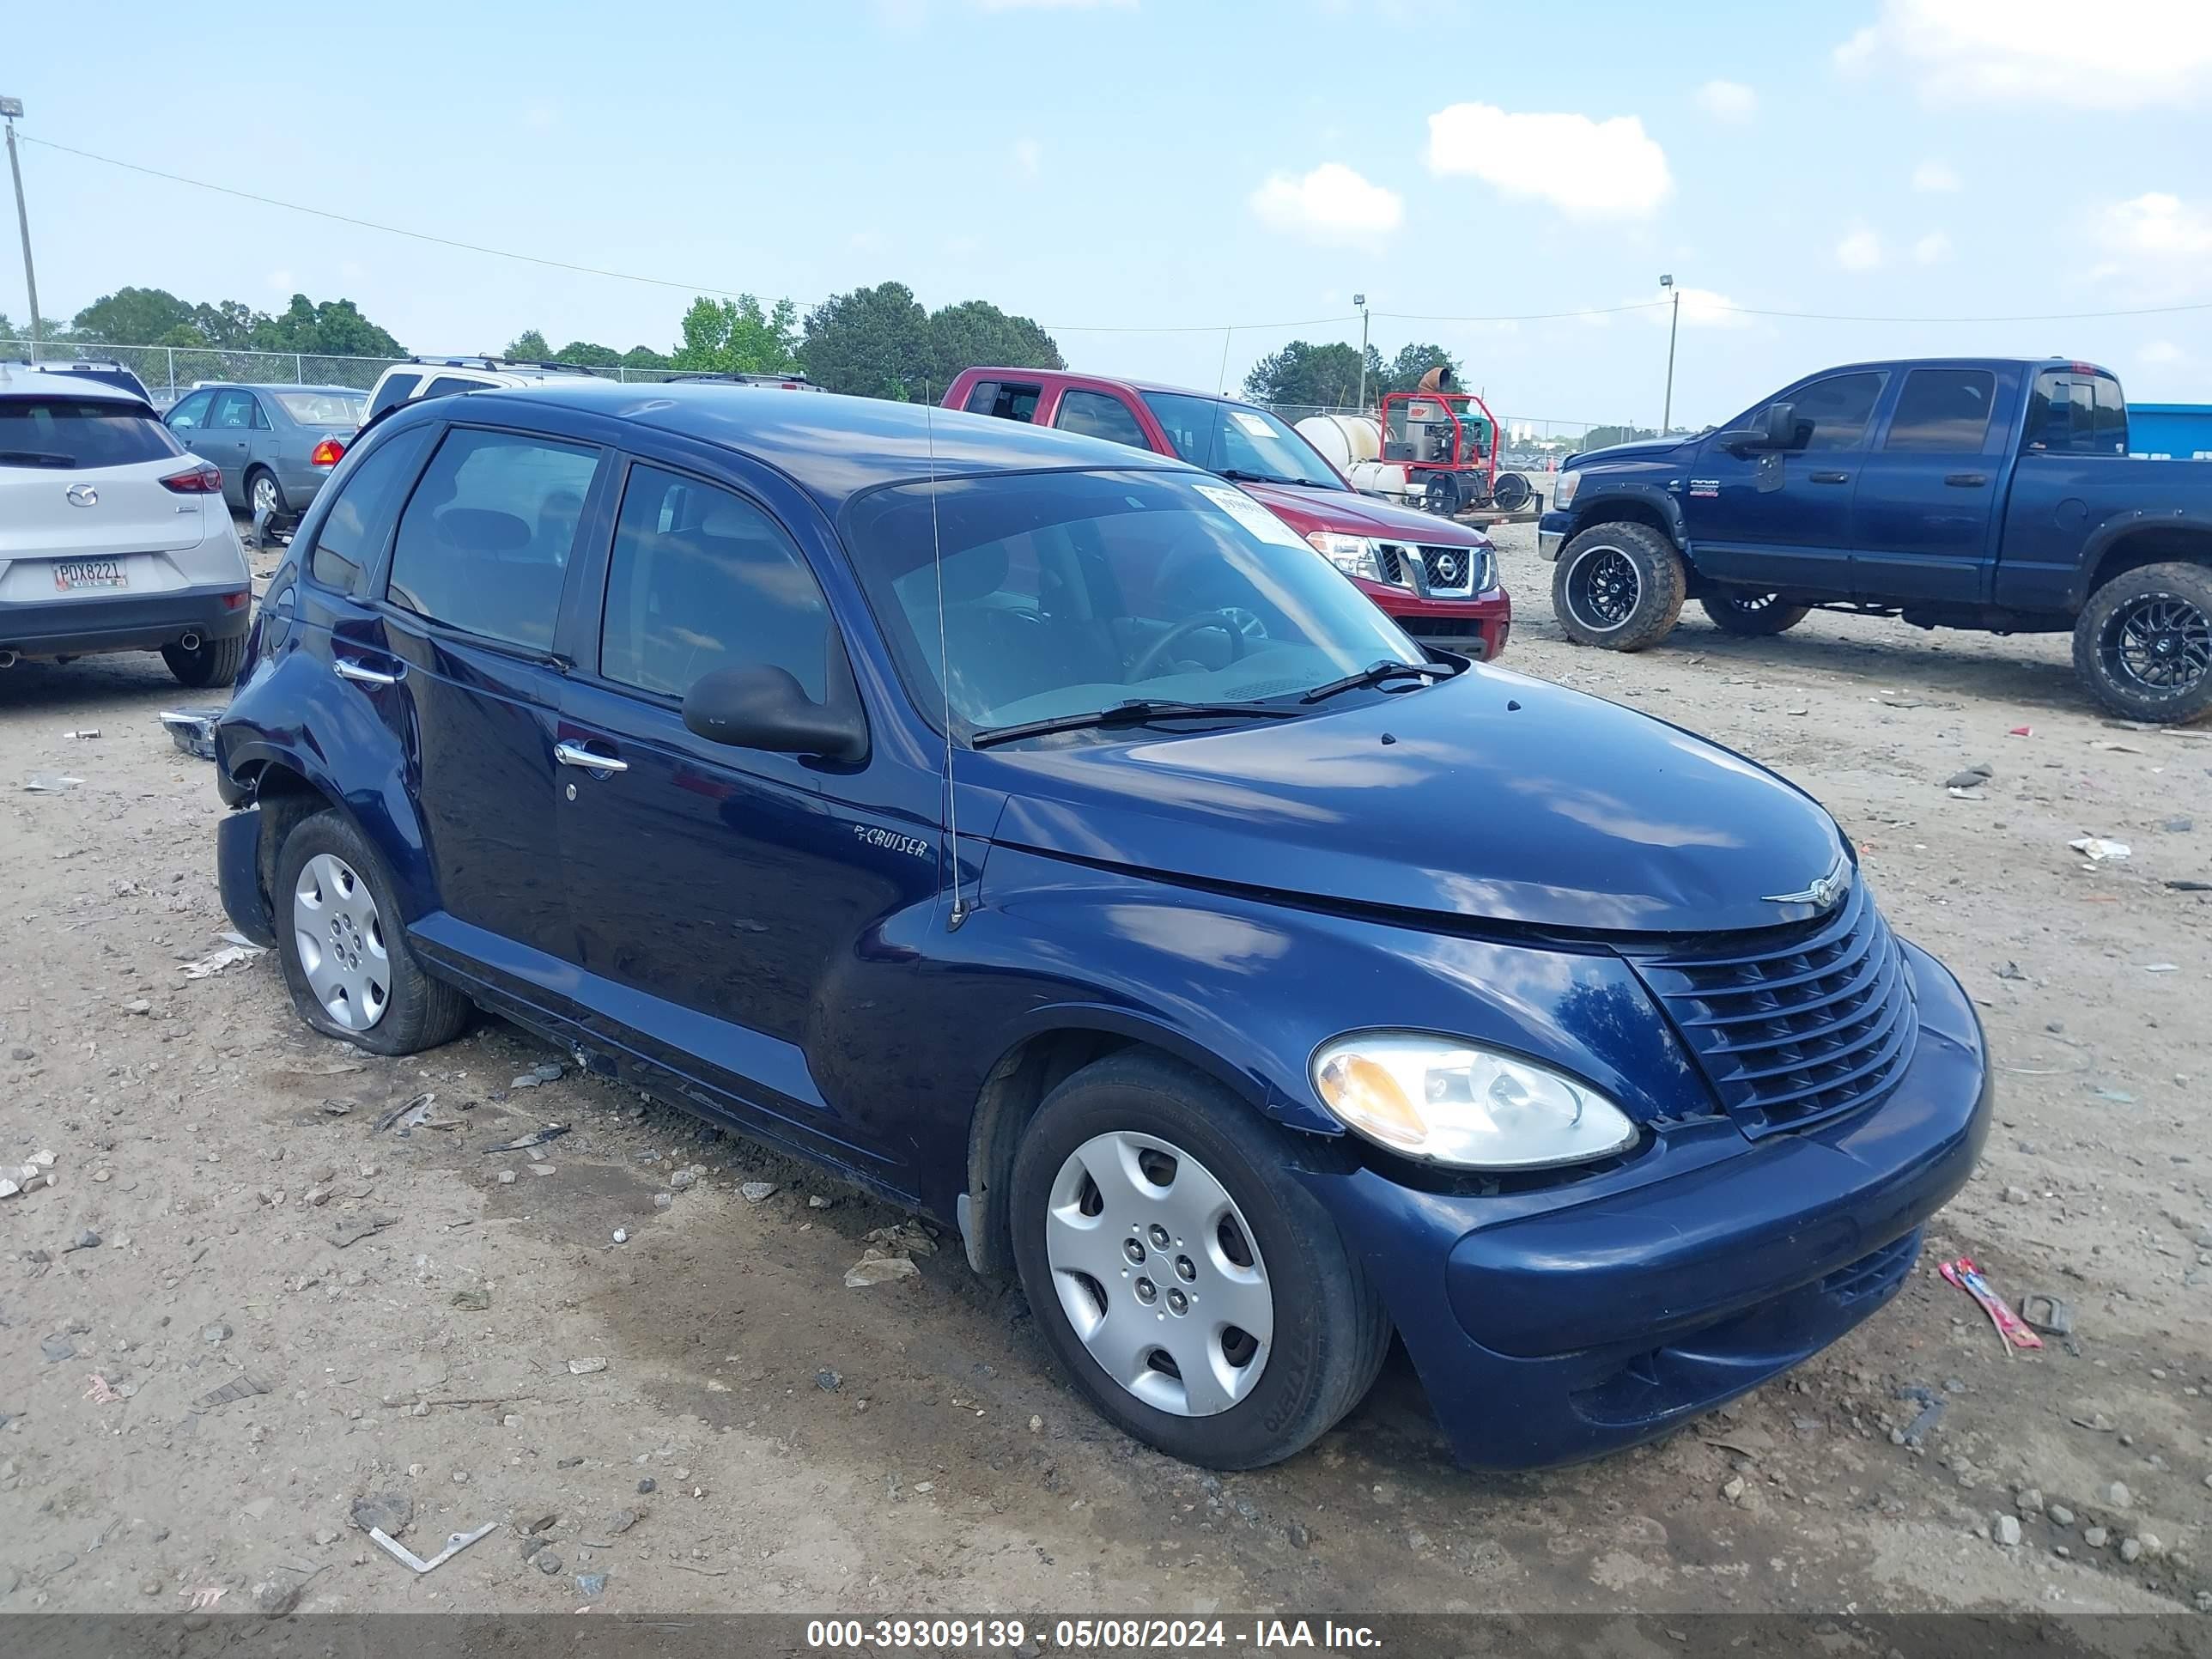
[1659,273,1680,434]
[2,99,38,362]
[1352,293,1369,411]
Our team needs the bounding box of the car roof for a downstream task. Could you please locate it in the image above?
[183,381,365,395]
[965,365,1246,404]
[0,364,149,404]
[453,380,1193,508]
[1799,356,2118,377]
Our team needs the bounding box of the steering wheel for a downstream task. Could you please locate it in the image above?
[1130,611,1250,680]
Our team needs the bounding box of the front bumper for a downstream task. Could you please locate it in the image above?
[1362,584,1512,660]
[1304,939,1990,1470]
[0,580,253,659]
[1537,516,1568,561]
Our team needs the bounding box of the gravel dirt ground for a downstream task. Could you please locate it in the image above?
[0,521,2206,1620]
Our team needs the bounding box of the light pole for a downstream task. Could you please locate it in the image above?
[1659,273,1680,434]
[2,98,39,362]
[1352,292,1369,411]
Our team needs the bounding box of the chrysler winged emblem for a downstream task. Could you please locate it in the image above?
[1765,856,1849,911]
[65,483,99,507]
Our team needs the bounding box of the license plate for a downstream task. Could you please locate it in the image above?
[52,559,127,592]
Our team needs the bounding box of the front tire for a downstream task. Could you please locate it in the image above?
[2072,561,2212,724]
[1553,522,1686,651]
[1700,592,1811,636]
[273,809,471,1055]
[162,633,247,688]
[1008,1053,1389,1470]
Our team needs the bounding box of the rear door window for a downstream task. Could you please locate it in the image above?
[210,390,257,430]
[307,425,434,593]
[0,397,184,469]
[385,428,601,650]
[369,373,421,417]
[599,465,833,700]
[1053,389,1149,450]
[1883,368,1996,452]
[964,380,1040,422]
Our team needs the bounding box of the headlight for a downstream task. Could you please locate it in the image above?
[1311,1031,1638,1170]
[1553,469,1582,509]
[1304,532,1393,586]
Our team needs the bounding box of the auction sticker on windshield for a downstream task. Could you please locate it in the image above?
[1231,410,1276,438]
[1193,483,1307,549]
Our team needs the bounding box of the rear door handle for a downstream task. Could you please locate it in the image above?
[1944,472,1989,487]
[1809,470,1851,484]
[333,659,401,686]
[554,740,628,775]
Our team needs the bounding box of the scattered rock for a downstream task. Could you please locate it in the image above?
[670,1170,697,1191]
[1722,1476,1746,1504]
[2015,1487,2045,1513]
[451,1289,491,1312]
[203,1322,231,1345]
[741,1182,778,1202]
[2002,1185,2031,1205]
[252,1578,300,1617]
[607,1510,639,1535]
[611,1229,628,1244]
[636,1479,656,1495]
[844,1255,919,1288]
[1285,1521,1311,1549]
[350,1490,413,1538]
[1995,1515,2022,1547]
[2137,1533,2163,1559]
[808,1194,832,1209]
[495,1170,518,1186]
[653,1193,672,1210]
[2085,1526,2110,1548]
[2106,1481,2132,1510]
[816,1369,842,1392]
[534,1551,563,1576]
[64,1229,100,1251]
[575,1572,607,1599]
[1944,767,1993,790]
[568,1358,608,1375]
[1029,1415,1043,1434]
[2120,1536,2142,1564]
[39,1335,76,1364]
[2048,1504,2075,1527]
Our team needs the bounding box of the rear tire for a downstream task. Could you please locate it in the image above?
[2072,561,2212,724]
[1700,592,1811,636]
[246,467,289,523]
[1009,1053,1389,1469]
[273,808,471,1055]
[1553,522,1686,651]
[162,633,247,688]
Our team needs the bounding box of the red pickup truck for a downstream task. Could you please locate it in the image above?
[943,368,1510,659]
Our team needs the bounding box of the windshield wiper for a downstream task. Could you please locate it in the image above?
[973,698,1304,749]
[1298,659,1456,704]
[0,449,76,468]
[1217,467,1299,488]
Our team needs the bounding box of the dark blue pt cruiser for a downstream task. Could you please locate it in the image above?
[211,381,1991,1471]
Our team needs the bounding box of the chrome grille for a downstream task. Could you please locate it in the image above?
[1627,878,1917,1138]
[1375,542,1486,596]
[1419,545,1473,591]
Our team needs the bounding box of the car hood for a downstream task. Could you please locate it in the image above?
[1236,478,1491,547]
[1566,439,1687,468]
[975,667,1849,934]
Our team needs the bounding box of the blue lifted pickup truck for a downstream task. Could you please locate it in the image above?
[1539,359,2212,722]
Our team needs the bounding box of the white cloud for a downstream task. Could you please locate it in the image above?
[1249,162,1403,245]
[2101,191,2212,258]
[1695,79,1757,120]
[2139,340,2184,364]
[1838,0,2212,109]
[1426,103,1672,220]
[1012,137,1042,179]
[265,269,296,294]
[1912,231,1953,264]
[1912,159,1961,192]
[1835,228,1884,270]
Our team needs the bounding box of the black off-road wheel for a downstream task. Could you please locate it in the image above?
[273,808,471,1055]
[162,633,248,688]
[1553,521,1686,651]
[2073,561,2212,724]
[1009,1053,1390,1470]
[1700,592,1811,636]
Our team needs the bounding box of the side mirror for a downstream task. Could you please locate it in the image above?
[1717,401,1796,455]
[682,664,867,763]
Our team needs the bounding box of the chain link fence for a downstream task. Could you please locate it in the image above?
[1257,403,1637,463]
[0,339,707,406]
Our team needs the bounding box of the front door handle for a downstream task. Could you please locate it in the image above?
[554,740,628,775]
[333,659,401,686]
[1809,470,1851,484]
[1944,472,1989,487]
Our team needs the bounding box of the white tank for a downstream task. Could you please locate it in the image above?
[1295,414,1381,473]
[1346,459,1417,501]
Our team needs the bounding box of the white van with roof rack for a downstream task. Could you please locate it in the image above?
[362,356,603,423]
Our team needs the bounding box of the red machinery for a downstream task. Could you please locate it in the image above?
[1377,368,1533,518]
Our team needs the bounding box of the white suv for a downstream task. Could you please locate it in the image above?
[0,365,253,686]
[363,356,601,422]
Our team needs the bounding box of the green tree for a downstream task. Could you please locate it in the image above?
[620,345,672,371]
[800,282,932,399]
[556,340,624,368]
[670,295,801,375]
[507,329,552,360]
[1,311,72,346]
[70,286,199,344]
[924,298,1063,391]
[191,301,269,349]
[1240,340,1381,410]
[1379,343,1462,396]
[252,295,405,358]
[1577,423,1658,450]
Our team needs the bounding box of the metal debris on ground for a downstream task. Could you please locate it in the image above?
[2167,879,2212,892]
[482,1125,568,1155]
[326,1213,397,1249]
[24,775,84,793]
[156,708,222,761]
[2068,837,2130,863]
[2141,962,2180,973]
[180,940,265,979]
[368,1522,497,1576]
[195,1374,271,1409]
[67,728,100,740]
[373,1092,436,1134]
[1938,1256,2044,1354]
[1893,1383,1945,1446]
[0,1149,58,1199]
[2019,1293,2075,1337]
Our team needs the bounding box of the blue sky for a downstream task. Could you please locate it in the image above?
[9,0,2209,433]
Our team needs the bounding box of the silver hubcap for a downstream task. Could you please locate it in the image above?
[1044,1131,1273,1418]
[292,853,389,1030]
[252,477,279,515]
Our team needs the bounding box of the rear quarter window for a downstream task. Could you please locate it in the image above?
[0,398,184,469]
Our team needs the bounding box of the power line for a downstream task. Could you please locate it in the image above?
[24,130,2212,332]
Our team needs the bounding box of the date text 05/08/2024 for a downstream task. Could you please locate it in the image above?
[804,1619,1382,1650]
